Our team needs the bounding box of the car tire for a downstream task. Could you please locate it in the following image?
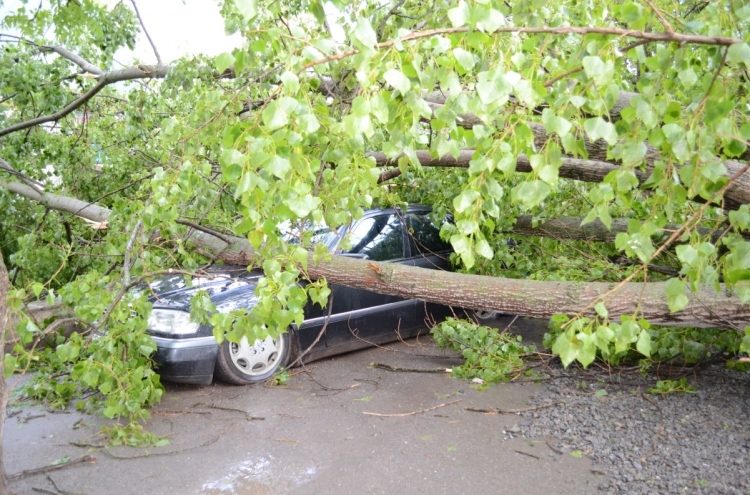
[214,332,292,385]
[471,309,498,321]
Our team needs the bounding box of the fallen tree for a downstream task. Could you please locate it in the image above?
[1,0,750,449]
[2,179,745,330]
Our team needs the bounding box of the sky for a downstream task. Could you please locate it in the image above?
[111,0,243,65]
[2,0,347,65]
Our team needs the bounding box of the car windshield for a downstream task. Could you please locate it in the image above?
[279,220,339,248]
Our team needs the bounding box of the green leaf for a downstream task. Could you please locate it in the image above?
[541,109,572,138]
[286,194,321,217]
[741,327,750,354]
[235,0,258,21]
[636,329,651,357]
[262,101,289,131]
[215,52,235,74]
[728,43,750,70]
[4,354,16,379]
[280,71,300,94]
[584,118,618,145]
[678,68,697,88]
[511,180,552,208]
[267,156,290,179]
[476,70,511,105]
[664,278,689,313]
[594,325,614,352]
[352,19,377,50]
[56,342,80,362]
[576,332,597,367]
[31,282,44,298]
[453,189,480,213]
[594,302,608,318]
[309,1,326,23]
[383,69,411,95]
[447,1,469,27]
[453,48,475,72]
[475,239,493,260]
[582,56,613,85]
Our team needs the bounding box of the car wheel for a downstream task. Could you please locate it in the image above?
[471,309,498,321]
[214,332,292,385]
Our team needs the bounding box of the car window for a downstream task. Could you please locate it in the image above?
[347,214,405,261]
[406,213,451,256]
[279,220,337,248]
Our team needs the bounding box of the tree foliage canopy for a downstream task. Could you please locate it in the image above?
[2,0,750,431]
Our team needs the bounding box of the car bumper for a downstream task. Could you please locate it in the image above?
[151,336,219,385]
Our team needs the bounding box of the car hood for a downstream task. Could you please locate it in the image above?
[140,268,260,312]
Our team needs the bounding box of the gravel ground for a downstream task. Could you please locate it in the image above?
[515,364,750,495]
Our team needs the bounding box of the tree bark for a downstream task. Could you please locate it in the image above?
[0,253,9,495]
[370,149,647,187]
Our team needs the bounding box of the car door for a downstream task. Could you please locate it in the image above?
[299,211,415,356]
[403,210,456,328]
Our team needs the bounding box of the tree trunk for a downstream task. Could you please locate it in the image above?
[0,254,9,495]
[215,246,750,331]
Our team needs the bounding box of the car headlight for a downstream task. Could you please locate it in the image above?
[147,309,200,335]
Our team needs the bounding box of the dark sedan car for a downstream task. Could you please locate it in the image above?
[146,205,485,385]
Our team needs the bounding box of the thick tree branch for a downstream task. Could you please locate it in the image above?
[0,65,169,138]
[415,103,750,210]
[0,180,111,222]
[43,45,105,75]
[0,157,44,192]
[369,149,648,188]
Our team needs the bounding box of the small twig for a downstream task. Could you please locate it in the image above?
[8,455,96,480]
[18,413,46,423]
[192,402,264,421]
[363,399,461,417]
[69,441,107,448]
[32,488,58,495]
[353,378,380,391]
[369,362,447,373]
[642,0,675,34]
[104,428,228,459]
[275,438,299,444]
[47,474,84,495]
[122,219,142,286]
[288,292,334,368]
[545,436,564,455]
[152,409,211,416]
[175,219,232,245]
[640,393,664,459]
[515,450,540,460]
[129,0,162,64]
[465,402,562,414]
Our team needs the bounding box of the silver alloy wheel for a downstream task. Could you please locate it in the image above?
[229,335,284,377]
